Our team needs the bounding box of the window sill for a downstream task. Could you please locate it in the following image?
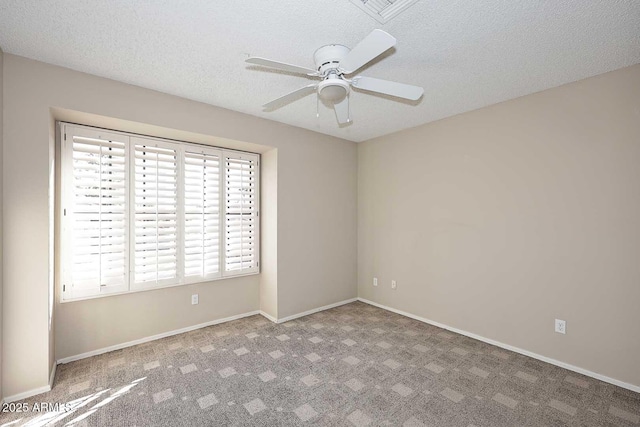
[59,271,260,303]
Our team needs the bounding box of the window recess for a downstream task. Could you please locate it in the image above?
[60,123,260,301]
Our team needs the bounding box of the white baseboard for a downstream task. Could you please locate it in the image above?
[57,310,260,365]
[3,362,58,403]
[357,298,640,394]
[56,298,357,367]
[4,384,52,404]
[275,297,358,324]
[259,310,278,323]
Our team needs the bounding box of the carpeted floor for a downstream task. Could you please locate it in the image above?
[2,301,639,426]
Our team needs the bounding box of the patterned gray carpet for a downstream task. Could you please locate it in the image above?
[2,302,639,426]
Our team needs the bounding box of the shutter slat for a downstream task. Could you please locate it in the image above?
[224,153,258,274]
[68,133,128,296]
[183,150,221,279]
[134,143,179,285]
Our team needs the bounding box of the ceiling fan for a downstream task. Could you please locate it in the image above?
[246,29,423,125]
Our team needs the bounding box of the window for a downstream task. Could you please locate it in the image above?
[61,123,260,301]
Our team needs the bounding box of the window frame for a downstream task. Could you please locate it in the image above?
[60,123,260,302]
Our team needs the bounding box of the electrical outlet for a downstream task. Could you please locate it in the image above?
[192,294,199,305]
[555,319,566,334]
[391,280,397,289]
[373,277,378,287]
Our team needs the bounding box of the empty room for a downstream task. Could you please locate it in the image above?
[1,1,639,426]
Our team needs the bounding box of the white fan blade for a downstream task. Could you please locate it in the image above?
[339,29,396,74]
[351,76,423,101]
[263,84,318,110]
[333,96,350,124]
[246,57,319,76]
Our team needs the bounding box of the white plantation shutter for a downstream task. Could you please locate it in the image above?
[132,138,180,287]
[61,123,259,301]
[62,126,129,299]
[184,148,222,281]
[223,152,259,276]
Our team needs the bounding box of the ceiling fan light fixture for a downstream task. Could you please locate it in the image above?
[318,79,350,103]
[319,85,347,103]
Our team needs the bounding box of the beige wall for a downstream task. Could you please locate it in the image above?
[260,149,278,319]
[0,46,4,401]
[277,134,358,318]
[2,54,357,397]
[358,64,640,388]
[3,55,52,398]
[56,276,260,358]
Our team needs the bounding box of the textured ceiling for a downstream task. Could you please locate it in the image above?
[0,1,639,142]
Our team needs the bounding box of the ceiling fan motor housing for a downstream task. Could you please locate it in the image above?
[313,44,350,74]
[314,45,351,103]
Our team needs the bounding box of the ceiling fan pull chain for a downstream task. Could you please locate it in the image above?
[316,93,320,118]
